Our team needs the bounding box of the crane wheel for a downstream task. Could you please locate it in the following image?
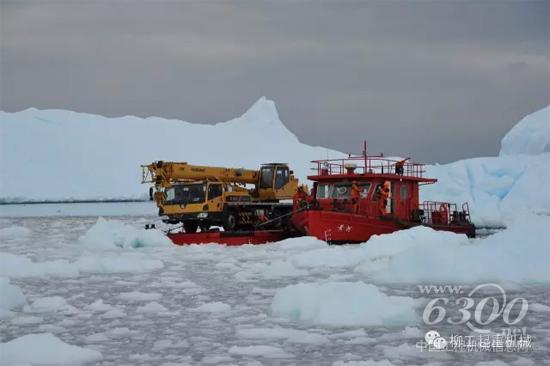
[223,212,237,231]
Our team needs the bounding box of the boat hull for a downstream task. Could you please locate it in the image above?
[167,230,292,246]
[292,210,475,244]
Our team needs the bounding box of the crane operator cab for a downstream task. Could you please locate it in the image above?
[257,163,297,200]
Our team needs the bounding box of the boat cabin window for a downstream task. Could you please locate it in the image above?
[165,183,206,204]
[316,182,371,199]
[316,184,330,199]
[274,166,289,189]
[260,166,274,189]
[208,183,223,200]
[360,183,371,198]
[333,184,350,198]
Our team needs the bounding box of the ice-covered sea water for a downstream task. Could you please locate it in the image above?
[1,203,549,366]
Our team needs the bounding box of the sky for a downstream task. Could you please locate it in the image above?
[1,0,548,163]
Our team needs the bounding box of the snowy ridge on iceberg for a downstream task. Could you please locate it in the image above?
[500,105,550,156]
[422,153,550,226]
[0,97,343,202]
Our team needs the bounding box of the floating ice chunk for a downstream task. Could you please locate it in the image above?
[118,291,162,302]
[400,326,423,338]
[228,345,292,358]
[333,360,396,366]
[193,301,231,313]
[365,215,550,284]
[328,329,368,339]
[235,260,308,281]
[201,355,234,364]
[107,327,137,338]
[236,326,329,344]
[0,252,78,278]
[152,339,172,351]
[0,226,31,239]
[0,251,163,278]
[79,217,171,249]
[136,301,169,313]
[151,339,189,351]
[475,361,509,366]
[276,236,327,250]
[10,315,43,325]
[0,277,26,315]
[271,282,419,327]
[261,260,309,279]
[38,324,66,333]
[24,296,78,314]
[101,308,127,319]
[84,299,117,312]
[75,254,164,274]
[511,357,536,366]
[530,303,550,312]
[377,342,450,360]
[290,226,460,272]
[85,333,109,343]
[0,333,102,365]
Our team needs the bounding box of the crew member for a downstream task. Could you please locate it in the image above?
[395,158,410,175]
[439,203,449,224]
[377,181,391,216]
[351,181,363,214]
[293,185,308,210]
[395,160,404,175]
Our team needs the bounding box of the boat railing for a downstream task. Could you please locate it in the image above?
[420,201,471,225]
[311,156,426,178]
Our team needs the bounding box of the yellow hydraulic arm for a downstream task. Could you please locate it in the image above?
[142,161,260,188]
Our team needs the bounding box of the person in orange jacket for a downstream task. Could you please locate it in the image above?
[351,181,363,214]
[377,181,391,216]
[293,185,308,210]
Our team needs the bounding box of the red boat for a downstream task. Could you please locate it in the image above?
[291,143,475,244]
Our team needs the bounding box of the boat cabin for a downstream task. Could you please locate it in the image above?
[304,150,471,228]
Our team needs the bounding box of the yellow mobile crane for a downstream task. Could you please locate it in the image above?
[141,161,300,233]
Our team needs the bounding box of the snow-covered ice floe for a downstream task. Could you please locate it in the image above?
[271,281,419,327]
[0,277,26,318]
[0,225,31,240]
[0,251,164,277]
[0,218,170,278]
[79,217,171,249]
[0,333,102,365]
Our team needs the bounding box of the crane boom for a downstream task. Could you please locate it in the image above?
[142,161,260,188]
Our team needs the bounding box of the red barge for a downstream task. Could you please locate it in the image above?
[291,144,475,244]
[149,143,475,245]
